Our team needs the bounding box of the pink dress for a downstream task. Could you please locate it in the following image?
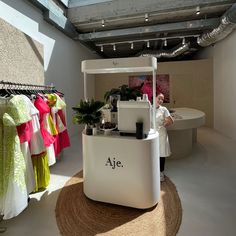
[58,109,70,151]
[34,96,55,147]
[53,94,70,157]
[17,121,33,143]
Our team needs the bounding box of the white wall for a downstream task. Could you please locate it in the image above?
[197,30,236,141]
[0,0,99,137]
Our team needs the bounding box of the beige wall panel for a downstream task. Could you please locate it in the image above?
[0,18,44,85]
[170,74,194,107]
[95,59,213,127]
[95,73,128,101]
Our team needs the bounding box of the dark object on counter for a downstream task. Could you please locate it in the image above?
[100,122,116,129]
[86,127,93,135]
[136,122,143,139]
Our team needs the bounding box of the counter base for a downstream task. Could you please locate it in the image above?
[82,132,160,209]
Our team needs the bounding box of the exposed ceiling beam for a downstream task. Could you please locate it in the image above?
[44,11,79,38]
[69,0,112,8]
[59,0,70,7]
[68,0,235,23]
[28,0,64,15]
[77,18,220,41]
[27,0,79,38]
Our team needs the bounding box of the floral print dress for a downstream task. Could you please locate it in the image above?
[0,95,31,219]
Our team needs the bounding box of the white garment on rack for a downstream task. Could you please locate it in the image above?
[20,142,35,194]
[20,95,38,194]
[30,114,46,155]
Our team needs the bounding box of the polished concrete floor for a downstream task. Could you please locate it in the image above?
[1,127,236,236]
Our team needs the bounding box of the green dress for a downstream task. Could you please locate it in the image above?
[0,95,31,219]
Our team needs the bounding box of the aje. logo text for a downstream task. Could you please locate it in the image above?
[105,157,124,169]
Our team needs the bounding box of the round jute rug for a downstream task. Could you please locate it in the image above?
[55,171,182,236]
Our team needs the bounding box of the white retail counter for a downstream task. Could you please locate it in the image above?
[167,108,205,158]
[82,131,160,209]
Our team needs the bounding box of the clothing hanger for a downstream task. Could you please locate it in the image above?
[0,82,10,97]
[0,89,8,97]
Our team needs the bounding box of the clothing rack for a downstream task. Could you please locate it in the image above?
[0,80,55,90]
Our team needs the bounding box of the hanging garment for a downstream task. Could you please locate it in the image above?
[16,95,41,194]
[34,96,56,166]
[45,113,57,166]
[30,115,46,155]
[48,94,63,157]
[31,152,50,192]
[17,121,33,143]
[34,96,55,147]
[54,94,70,156]
[0,95,31,219]
[31,125,50,192]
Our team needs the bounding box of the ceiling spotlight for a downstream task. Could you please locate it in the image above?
[100,45,103,52]
[164,39,167,47]
[131,42,134,49]
[113,44,116,51]
[182,37,186,45]
[147,41,150,48]
[101,19,105,27]
[196,6,200,15]
[197,36,201,44]
[145,13,149,22]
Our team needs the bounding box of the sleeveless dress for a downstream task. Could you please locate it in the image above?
[155,105,171,157]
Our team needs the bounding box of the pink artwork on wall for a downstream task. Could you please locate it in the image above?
[129,74,170,103]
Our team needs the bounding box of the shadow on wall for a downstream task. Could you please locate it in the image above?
[24,34,44,66]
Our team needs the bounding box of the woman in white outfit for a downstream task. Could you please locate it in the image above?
[156,93,173,181]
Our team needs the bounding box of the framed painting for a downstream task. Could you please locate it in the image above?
[129,74,170,103]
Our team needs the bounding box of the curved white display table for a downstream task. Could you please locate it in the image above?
[82,131,160,209]
[167,108,205,159]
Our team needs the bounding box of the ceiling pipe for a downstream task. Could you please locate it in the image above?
[198,3,236,47]
[139,42,190,58]
[138,3,236,58]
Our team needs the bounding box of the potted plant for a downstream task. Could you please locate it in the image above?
[72,99,104,135]
[104,84,142,102]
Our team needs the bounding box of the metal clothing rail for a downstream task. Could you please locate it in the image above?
[0,80,55,89]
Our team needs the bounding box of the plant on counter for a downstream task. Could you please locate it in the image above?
[104,84,142,102]
[72,99,104,135]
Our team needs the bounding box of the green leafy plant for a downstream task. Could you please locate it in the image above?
[104,84,142,102]
[72,99,104,126]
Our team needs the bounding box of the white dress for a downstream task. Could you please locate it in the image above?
[20,95,38,194]
[156,105,172,157]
